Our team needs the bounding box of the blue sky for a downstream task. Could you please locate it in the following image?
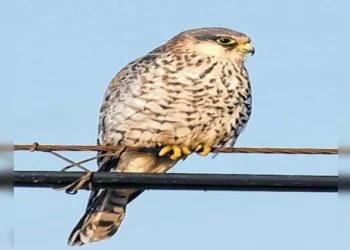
[3,0,348,249]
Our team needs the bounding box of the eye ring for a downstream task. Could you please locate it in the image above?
[216,37,236,45]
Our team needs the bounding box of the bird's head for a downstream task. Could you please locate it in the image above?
[169,27,255,63]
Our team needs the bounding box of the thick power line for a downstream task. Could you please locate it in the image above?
[13,171,339,193]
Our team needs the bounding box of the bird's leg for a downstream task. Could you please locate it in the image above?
[198,145,212,156]
[194,144,212,156]
[181,146,192,155]
[171,146,182,160]
[194,145,203,151]
[158,145,173,156]
[158,145,192,160]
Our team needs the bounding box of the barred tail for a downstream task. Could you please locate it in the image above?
[68,189,130,246]
[68,151,179,246]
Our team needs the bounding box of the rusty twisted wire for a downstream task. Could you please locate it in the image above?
[14,143,338,155]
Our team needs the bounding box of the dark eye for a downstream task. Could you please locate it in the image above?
[216,37,236,45]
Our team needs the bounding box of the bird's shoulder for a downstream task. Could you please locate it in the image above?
[112,47,166,81]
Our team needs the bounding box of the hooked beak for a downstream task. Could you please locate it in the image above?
[237,42,255,56]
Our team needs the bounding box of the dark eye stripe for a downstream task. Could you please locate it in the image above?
[220,43,238,49]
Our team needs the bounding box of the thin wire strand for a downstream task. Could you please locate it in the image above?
[14,144,338,155]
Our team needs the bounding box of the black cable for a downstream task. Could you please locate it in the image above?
[12,171,342,193]
[0,171,12,190]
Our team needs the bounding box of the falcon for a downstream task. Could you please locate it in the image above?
[68,27,255,246]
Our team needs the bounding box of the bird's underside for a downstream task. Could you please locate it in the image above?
[68,27,254,246]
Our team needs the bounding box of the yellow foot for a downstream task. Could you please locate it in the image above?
[194,144,212,156]
[194,145,203,152]
[158,145,192,160]
[181,146,192,155]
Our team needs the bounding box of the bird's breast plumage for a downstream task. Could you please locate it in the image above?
[99,51,252,149]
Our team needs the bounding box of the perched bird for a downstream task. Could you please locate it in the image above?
[68,27,255,246]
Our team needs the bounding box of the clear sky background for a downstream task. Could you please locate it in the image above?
[3,0,348,250]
